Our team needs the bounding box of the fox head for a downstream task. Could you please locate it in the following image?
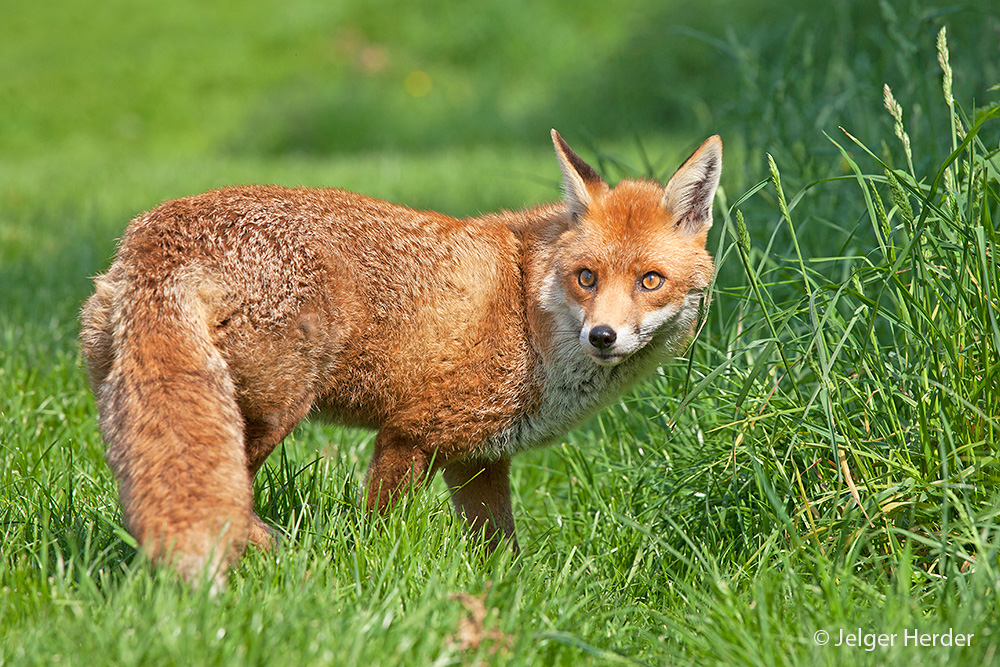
[544,130,721,366]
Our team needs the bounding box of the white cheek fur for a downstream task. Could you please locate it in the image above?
[639,301,684,335]
[639,292,703,347]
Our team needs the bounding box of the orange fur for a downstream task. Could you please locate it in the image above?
[80,131,721,586]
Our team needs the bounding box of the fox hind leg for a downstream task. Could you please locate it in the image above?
[242,393,315,550]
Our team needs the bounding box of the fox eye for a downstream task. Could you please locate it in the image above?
[640,272,664,291]
[578,268,596,289]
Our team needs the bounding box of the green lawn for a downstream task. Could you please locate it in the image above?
[3,1,1000,665]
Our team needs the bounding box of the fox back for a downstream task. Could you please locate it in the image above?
[80,130,721,587]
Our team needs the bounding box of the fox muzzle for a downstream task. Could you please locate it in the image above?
[588,325,617,350]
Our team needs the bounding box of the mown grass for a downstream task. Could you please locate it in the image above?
[3,1,1000,665]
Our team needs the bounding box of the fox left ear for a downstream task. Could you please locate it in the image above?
[552,129,607,219]
[662,136,722,234]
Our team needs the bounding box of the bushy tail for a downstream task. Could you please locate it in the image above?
[80,272,251,588]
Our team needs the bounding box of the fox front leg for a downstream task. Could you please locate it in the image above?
[442,456,518,552]
[362,427,435,513]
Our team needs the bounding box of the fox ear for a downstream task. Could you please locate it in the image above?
[552,129,606,218]
[662,135,722,234]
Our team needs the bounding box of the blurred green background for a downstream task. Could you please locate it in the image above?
[3,0,997,204]
[4,0,747,158]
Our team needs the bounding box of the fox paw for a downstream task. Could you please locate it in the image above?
[248,512,281,551]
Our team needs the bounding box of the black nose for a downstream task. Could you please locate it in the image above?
[589,325,617,350]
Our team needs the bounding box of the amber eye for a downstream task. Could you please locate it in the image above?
[640,272,664,291]
[578,268,596,288]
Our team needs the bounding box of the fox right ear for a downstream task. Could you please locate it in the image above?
[662,135,723,234]
[552,129,606,218]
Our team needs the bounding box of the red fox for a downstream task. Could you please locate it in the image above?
[80,130,721,587]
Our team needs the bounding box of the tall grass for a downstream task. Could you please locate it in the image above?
[622,19,1000,665]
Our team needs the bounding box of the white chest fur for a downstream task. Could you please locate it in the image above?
[477,329,662,459]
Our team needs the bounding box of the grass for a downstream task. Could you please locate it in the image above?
[3,1,1000,665]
